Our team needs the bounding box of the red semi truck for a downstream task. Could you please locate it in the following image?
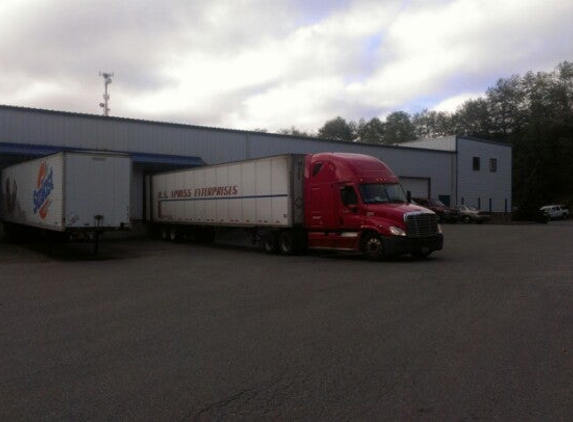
[146,153,443,260]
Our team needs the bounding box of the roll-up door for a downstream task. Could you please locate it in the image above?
[399,177,430,198]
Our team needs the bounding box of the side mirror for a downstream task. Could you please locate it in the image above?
[407,190,412,203]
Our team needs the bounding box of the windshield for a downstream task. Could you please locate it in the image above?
[359,183,407,204]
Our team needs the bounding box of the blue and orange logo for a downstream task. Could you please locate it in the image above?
[33,162,54,219]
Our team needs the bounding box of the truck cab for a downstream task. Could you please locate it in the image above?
[304,153,443,259]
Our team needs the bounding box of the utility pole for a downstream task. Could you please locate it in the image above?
[99,71,114,116]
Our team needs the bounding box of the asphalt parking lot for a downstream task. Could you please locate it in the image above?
[1,222,572,420]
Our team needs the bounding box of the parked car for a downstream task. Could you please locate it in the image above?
[540,205,570,220]
[454,205,490,224]
[412,197,461,223]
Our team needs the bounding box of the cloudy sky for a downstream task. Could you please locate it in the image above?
[1,0,572,132]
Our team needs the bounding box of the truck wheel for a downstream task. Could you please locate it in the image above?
[279,231,296,255]
[169,227,181,242]
[264,232,279,254]
[161,226,170,241]
[361,233,385,261]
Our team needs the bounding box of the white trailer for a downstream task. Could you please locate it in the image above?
[146,154,305,241]
[1,151,131,241]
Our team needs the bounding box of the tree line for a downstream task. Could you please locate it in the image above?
[275,61,573,213]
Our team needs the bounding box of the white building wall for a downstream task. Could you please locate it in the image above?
[457,137,512,212]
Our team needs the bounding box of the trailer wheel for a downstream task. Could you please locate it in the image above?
[279,231,297,255]
[169,227,181,242]
[361,233,385,261]
[161,226,170,241]
[263,232,279,254]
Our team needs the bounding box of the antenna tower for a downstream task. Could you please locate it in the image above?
[99,71,114,116]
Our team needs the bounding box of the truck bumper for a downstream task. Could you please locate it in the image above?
[382,234,444,256]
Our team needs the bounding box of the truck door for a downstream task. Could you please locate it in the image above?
[306,183,338,248]
[335,184,361,250]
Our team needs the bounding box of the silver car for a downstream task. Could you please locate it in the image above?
[454,205,490,224]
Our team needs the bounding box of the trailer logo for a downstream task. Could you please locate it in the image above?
[159,185,239,200]
[33,162,54,219]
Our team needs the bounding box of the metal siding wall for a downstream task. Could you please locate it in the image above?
[0,108,249,161]
[1,107,460,218]
[457,138,512,212]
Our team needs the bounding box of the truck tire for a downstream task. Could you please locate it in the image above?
[279,231,296,255]
[264,232,279,254]
[161,226,170,241]
[169,227,181,242]
[361,233,385,261]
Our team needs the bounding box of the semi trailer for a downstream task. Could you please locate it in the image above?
[1,151,131,245]
[146,153,443,260]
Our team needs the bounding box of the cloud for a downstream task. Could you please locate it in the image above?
[432,92,485,113]
[0,0,571,131]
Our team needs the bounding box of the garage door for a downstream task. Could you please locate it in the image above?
[399,177,430,198]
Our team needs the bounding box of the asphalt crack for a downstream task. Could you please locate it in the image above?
[187,388,258,421]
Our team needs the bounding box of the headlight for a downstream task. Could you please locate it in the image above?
[389,226,407,236]
[438,224,443,234]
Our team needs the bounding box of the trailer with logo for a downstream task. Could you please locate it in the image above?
[1,151,131,245]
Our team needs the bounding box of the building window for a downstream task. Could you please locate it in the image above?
[489,158,498,172]
[472,157,481,171]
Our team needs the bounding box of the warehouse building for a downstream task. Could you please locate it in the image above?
[402,136,513,213]
[0,105,512,221]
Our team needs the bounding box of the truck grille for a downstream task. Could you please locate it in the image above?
[405,213,439,237]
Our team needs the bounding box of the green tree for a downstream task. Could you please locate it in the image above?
[453,98,492,137]
[486,75,527,139]
[356,117,385,144]
[509,62,573,213]
[317,116,356,141]
[412,109,454,139]
[383,111,416,144]
[277,126,312,137]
